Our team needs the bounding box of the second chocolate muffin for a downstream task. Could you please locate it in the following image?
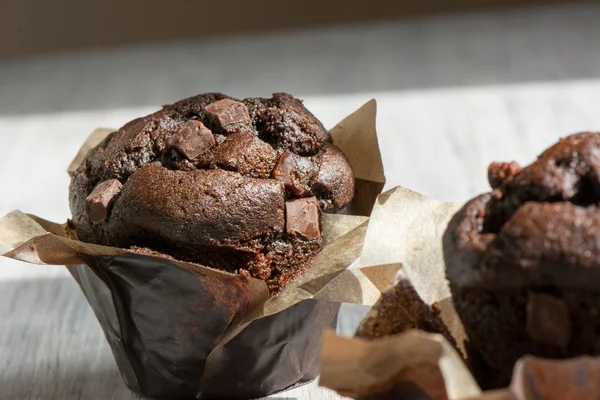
[355,278,453,343]
[69,93,355,293]
[443,132,600,388]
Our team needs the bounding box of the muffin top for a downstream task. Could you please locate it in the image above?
[69,92,355,292]
[444,132,600,290]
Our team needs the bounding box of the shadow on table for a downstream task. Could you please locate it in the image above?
[0,276,139,400]
[0,369,139,400]
[0,275,367,399]
[0,3,599,116]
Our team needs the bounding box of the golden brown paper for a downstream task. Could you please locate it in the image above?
[0,210,47,254]
[321,213,368,245]
[358,186,466,346]
[330,99,384,186]
[474,392,514,400]
[310,186,467,348]
[321,328,600,400]
[263,220,369,316]
[359,187,461,304]
[319,330,480,400]
[330,99,385,216]
[313,263,402,307]
[1,210,127,265]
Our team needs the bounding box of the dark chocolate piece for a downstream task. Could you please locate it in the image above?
[526,291,571,348]
[313,144,355,210]
[210,133,279,178]
[273,151,318,196]
[166,120,215,160]
[85,179,123,223]
[285,197,320,240]
[205,98,252,134]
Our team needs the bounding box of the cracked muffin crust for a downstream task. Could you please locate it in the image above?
[443,132,600,388]
[69,92,355,293]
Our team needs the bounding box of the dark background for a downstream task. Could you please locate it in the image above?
[0,0,583,59]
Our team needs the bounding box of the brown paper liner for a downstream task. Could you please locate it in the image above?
[319,330,480,400]
[329,99,385,217]
[321,330,600,400]
[0,100,386,399]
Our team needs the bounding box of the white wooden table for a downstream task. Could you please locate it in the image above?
[2,3,600,399]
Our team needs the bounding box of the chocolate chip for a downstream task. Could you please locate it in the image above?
[205,99,252,134]
[526,291,571,348]
[272,151,318,196]
[167,120,215,160]
[285,197,320,240]
[488,161,522,189]
[85,179,123,223]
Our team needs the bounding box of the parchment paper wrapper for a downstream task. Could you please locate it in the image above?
[315,187,477,399]
[318,187,600,399]
[310,186,467,343]
[321,330,600,399]
[320,330,480,400]
[0,100,384,399]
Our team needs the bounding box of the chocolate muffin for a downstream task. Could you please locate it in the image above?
[69,93,355,293]
[443,132,600,388]
[355,278,454,343]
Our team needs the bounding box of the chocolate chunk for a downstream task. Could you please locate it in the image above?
[312,144,355,210]
[85,179,123,223]
[526,291,571,348]
[488,161,521,189]
[211,133,279,178]
[272,151,318,196]
[285,197,320,240]
[167,120,215,160]
[205,98,252,134]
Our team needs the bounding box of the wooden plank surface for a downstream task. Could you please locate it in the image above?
[1,3,600,399]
